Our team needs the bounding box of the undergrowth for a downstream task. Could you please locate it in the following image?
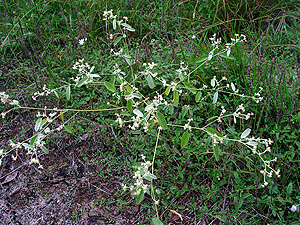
[1,0,300,224]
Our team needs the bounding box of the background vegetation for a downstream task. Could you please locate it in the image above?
[1,0,300,224]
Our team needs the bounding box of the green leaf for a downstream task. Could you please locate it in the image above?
[287,183,293,194]
[195,55,208,63]
[53,90,59,99]
[241,128,251,139]
[76,77,88,87]
[206,127,222,137]
[123,54,131,59]
[127,99,133,112]
[145,173,157,181]
[133,109,143,117]
[213,144,219,161]
[35,118,42,131]
[41,145,49,154]
[76,77,89,87]
[40,119,47,128]
[231,82,236,92]
[64,125,73,134]
[165,86,171,96]
[173,90,179,106]
[113,19,117,30]
[125,58,132,66]
[132,93,142,99]
[152,217,163,225]
[121,23,135,32]
[181,131,190,148]
[132,162,142,169]
[22,143,34,149]
[146,74,155,89]
[104,82,116,92]
[60,113,64,121]
[246,141,258,146]
[236,198,244,210]
[114,36,122,46]
[136,191,144,204]
[156,112,167,130]
[213,92,218,104]
[207,116,217,122]
[195,91,202,102]
[125,85,132,93]
[184,82,197,94]
[219,53,235,60]
[242,193,252,199]
[66,85,70,101]
[30,134,38,145]
[211,79,216,87]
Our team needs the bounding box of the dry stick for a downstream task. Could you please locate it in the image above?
[90,184,112,196]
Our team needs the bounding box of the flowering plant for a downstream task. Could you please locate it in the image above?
[0,9,280,224]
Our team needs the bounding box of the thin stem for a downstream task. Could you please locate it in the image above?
[151,128,161,217]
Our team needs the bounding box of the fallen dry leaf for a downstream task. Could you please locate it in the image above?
[169,209,183,221]
[1,171,18,185]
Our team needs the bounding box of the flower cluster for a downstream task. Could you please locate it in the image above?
[208,34,222,60]
[232,104,253,123]
[225,34,247,57]
[110,48,124,56]
[36,107,57,125]
[9,139,44,168]
[72,59,99,85]
[176,61,188,81]
[0,92,19,106]
[240,135,279,187]
[230,34,247,44]
[211,76,228,88]
[252,87,264,103]
[184,118,193,131]
[145,93,168,114]
[103,10,116,21]
[32,85,54,101]
[140,62,158,78]
[103,10,132,32]
[123,154,156,197]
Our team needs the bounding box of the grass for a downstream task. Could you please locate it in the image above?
[1,0,300,224]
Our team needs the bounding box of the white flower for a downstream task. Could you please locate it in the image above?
[44,127,51,134]
[291,205,297,212]
[79,38,86,45]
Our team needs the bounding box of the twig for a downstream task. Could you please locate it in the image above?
[90,183,112,196]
